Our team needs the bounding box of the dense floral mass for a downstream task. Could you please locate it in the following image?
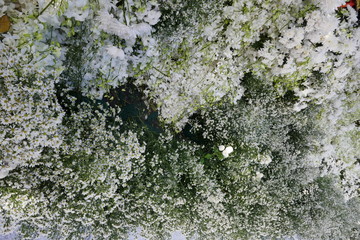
[0,0,359,239]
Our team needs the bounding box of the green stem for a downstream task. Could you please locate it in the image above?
[37,0,56,18]
[152,66,170,77]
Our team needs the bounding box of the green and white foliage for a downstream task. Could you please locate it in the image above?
[0,0,159,99]
[307,72,360,200]
[0,97,146,239]
[0,2,64,178]
[58,0,161,98]
[0,0,360,239]
[135,0,360,130]
[138,0,245,129]
[190,72,360,239]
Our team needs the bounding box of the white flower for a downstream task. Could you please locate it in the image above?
[260,155,272,165]
[255,171,264,180]
[0,168,10,179]
[106,46,125,60]
[64,0,89,21]
[221,146,234,158]
[224,146,233,154]
[312,0,345,13]
[208,195,221,204]
[218,145,225,151]
[144,10,161,25]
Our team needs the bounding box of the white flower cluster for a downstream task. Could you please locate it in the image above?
[138,0,359,131]
[0,0,359,239]
[195,75,360,238]
[218,145,234,158]
[0,2,148,237]
[58,0,160,98]
[0,0,15,17]
[0,99,146,238]
[137,1,245,129]
[304,73,360,200]
[59,100,146,184]
[3,0,160,100]
[0,13,64,178]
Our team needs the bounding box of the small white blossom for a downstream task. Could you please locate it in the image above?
[106,46,125,60]
[255,171,264,180]
[221,146,234,158]
[260,155,272,165]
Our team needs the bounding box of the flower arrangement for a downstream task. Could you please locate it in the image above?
[0,0,359,239]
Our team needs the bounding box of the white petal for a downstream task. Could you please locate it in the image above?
[224,146,234,154]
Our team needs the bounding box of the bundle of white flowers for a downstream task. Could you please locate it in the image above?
[0,0,359,239]
[218,145,234,158]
